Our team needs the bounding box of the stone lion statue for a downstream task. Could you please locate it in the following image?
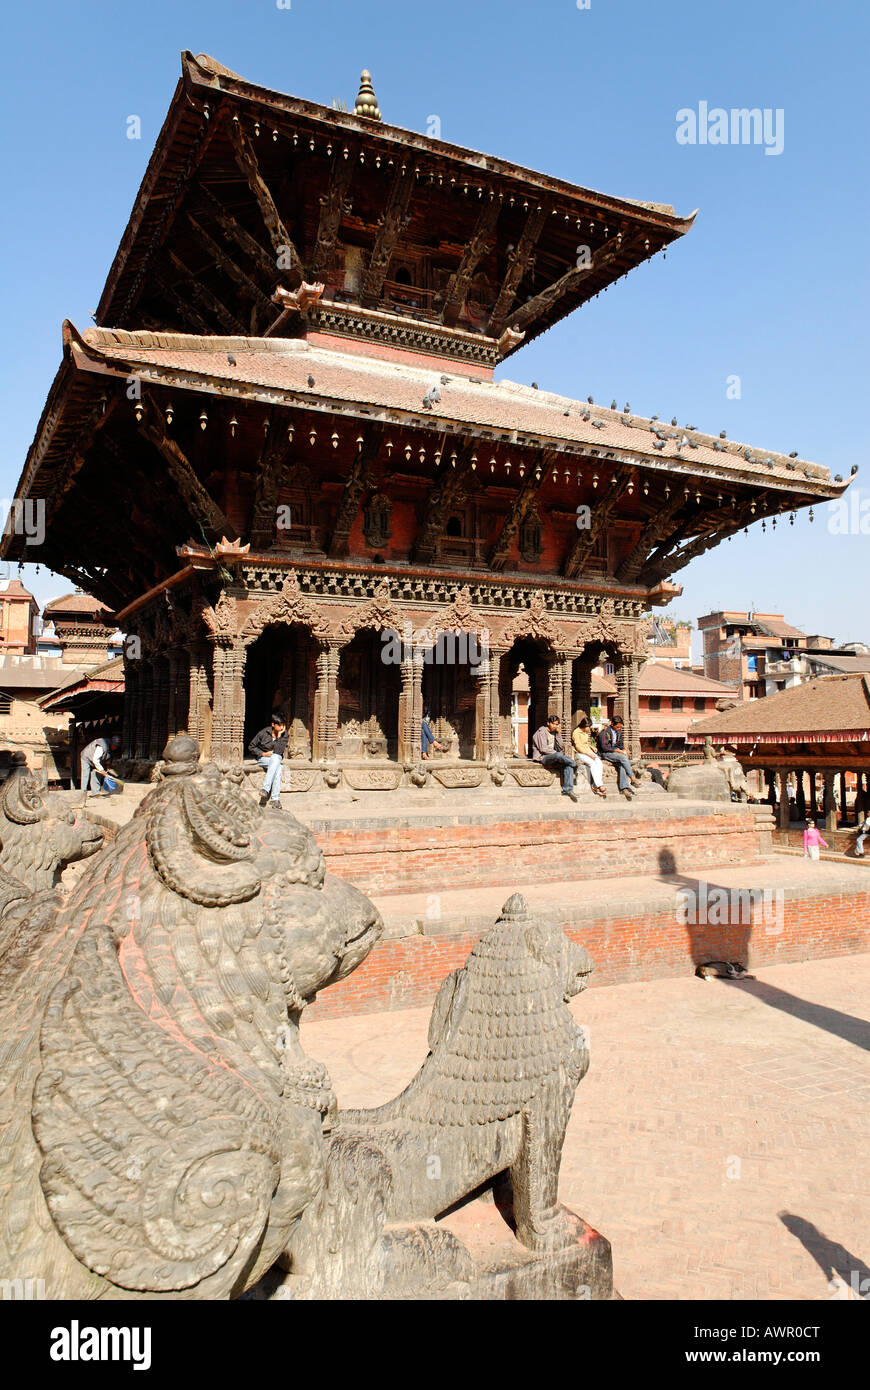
[339,894,594,1255]
[0,767,103,904]
[0,735,383,1300]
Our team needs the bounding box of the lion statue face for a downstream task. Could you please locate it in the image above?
[0,737,382,1301]
[0,768,103,893]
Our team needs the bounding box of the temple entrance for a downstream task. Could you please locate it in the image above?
[337,627,400,759]
[498,637,555,757]
[243,622,318,759]
[421,632,484,759]
[572,641,612,730]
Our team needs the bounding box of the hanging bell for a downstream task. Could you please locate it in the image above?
[199,410,208,431]
[230,416,238,437]
[309,429,317,446]
[165,404,173,426]
[331,432,340,449]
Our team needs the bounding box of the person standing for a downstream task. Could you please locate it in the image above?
[80,733,120,796]
[571,716,606,798]
[802,819,828,862]
[854,813,870,858]
[597,716,642,801]
[248,712,288,809]
[531,714,579,803]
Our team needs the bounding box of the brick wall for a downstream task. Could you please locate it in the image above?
[306,885,870,1021]
[315,809,764,896]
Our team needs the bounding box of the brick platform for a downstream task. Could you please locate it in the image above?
[300,799,768,896]
[306,858,870,1021]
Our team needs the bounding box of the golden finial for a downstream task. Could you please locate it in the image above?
[354,69,382,121]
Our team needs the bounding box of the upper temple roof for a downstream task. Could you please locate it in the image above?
[94,52,696,364]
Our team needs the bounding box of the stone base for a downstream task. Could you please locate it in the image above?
[436,1195,613,1300]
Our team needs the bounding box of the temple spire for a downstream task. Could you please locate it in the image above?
[354,69,382,121]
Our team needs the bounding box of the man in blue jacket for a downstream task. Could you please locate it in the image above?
[597,716,642,801]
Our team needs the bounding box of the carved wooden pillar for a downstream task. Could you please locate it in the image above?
[187,644,205,746]
[122,655,138,759]
[227,642,246,764]
[209,641,231,763]
[572,653,596,727]
[165,648,186,741]
[553,652,573,735]
[313,642,341,762]
[822,770,837,832]
[149,656,170,760]
[613,654,642,762]
[482,648,503,758]
[777,771,791,830]
[795,769,806,822]
[136,659,153,759]
[398,653,424,763]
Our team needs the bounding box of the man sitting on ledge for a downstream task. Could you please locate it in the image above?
[531,714,579,803]
[597,715,642,802]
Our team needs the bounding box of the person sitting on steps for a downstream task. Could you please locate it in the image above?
[531,714,579,803]
[571,715,606,798]
[248,711,288,809]
[597,715,642,801]
[421,707,449,760]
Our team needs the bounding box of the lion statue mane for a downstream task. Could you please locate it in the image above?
[0,735,382,1300]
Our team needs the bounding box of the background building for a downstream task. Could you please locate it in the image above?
[698,610,869,701]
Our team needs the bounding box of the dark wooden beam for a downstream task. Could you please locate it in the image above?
[412,441,476,565]
[166,251,246,335]
[562,464,633,579]
[48,392,121,526]
[360,170,414,307]
[249,412,295,548]
[192,183,281,283]
[488,205,548,337]
[640,499,759,585]
[152,270,212,335]
[328,426,384,559]
[309,153,356,283]
[137,395,229,538]
[506,233,631,334]
[185,211,274,319]
[488,452,554,571]
[41,556,126,610]
[225,116,303,284]
[442,200,501,326]
[614,490,684,582]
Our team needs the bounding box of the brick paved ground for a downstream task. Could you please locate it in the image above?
[302,952,870,1300]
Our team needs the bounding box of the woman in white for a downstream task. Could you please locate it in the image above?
[571,716,607,798]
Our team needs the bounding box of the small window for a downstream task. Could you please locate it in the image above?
[445,516,463,537]
[671,697,684,712]
[0,696,11,716]
[693,698,706,711]
[648,696,661,712]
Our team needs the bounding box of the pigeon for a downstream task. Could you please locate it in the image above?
[651,414,659,421]
[587,395,594,404]
[624,403,630,413]
[834,473,843,482]
[713,441,725,451]
[686,423,697,430]
[851,464,859,475]
[653,440,666,450]
[531,382,539,389]
[563,409,570,416]
[440,375,450,385]
[307,374,315,387]
[227,352,237,366]
[611,399,618,410]
[671,416,677,426]
[719,429,727,438]
[789,450,798,458]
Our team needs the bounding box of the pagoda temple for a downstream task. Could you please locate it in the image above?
[2,53,848,790]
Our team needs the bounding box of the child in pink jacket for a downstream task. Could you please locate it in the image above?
[803,820,828,862]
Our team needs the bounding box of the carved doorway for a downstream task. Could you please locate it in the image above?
[421,632,485,759]
[337,627,400,760]
[498,636,555,757]
[243,622,317,759]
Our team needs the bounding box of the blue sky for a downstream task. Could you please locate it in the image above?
[1,0,867,650]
